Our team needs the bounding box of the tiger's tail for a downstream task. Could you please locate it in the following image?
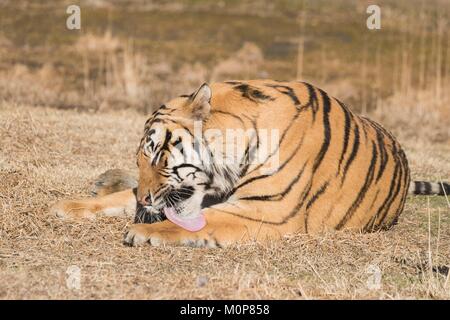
[91,169,137,196]
[408,181,450,196]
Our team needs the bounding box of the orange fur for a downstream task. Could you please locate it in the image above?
[51,80,411,247]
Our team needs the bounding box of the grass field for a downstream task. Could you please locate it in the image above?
[0,0,449,299]
[0,103,449,299]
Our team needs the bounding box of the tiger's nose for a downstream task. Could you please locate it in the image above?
[139,194,152,206]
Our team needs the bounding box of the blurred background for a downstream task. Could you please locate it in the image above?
[0,0,449,142]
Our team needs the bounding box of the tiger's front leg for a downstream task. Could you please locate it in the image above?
[51,189,137,219]
[123,203,285,248]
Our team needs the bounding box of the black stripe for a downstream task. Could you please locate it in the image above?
[363,190,381,232]
[374,129,388,182]
[150,118,164,124]
[380,158,405,226]
[300,82,320,119]
[439,182,450,196]
[304,182,329,233]
[233,83,275,103]
[236,86,328,224]
[285,179,314,225]
[264,87,323,219]
[151,130,172,166]
[237,116,258,177]
[238,145,251,178]
[336,141,378,230]
[232,130,306,194]
[389,149,410,228]
[311,89,332,173]
[242,114,260,158]
[336,99,352,175]
[376,159,401,222]
[208,110,249,173]
[363,189,380,232]
[246,107,302,175]
[424,181,431,194]
[245,82,319,176]
[216,177,314,226]
[163,119,195,137]
[239,162,308,201]
[211,110,246,127]
[306,182,329,211]
[374,144,405,226]
[160,130,172,151]
[360,120,369,142]
[361,117,389,183]
[144,105,175,127]
[223,181,312,225]
[341,119,360,183]
[265,84,300,106]
[414,181,421,194]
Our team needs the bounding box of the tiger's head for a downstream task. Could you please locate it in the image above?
[136,83,236,223]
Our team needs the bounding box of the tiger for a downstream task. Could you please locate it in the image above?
[50,80,450,248]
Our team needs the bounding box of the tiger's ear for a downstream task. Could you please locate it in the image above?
[188,83,211,120]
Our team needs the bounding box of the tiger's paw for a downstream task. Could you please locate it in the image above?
[50,200,97,220]
[123,224,219,248]
[123,224,164,247]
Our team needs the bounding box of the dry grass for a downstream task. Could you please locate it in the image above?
[1,0,449,301]
[0,31,212,113]
[1,102,449,300]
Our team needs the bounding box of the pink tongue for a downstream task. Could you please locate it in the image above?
[164,207,206,232]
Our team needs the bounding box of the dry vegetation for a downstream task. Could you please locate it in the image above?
[0,0,449,299]
[0,103,449,299]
